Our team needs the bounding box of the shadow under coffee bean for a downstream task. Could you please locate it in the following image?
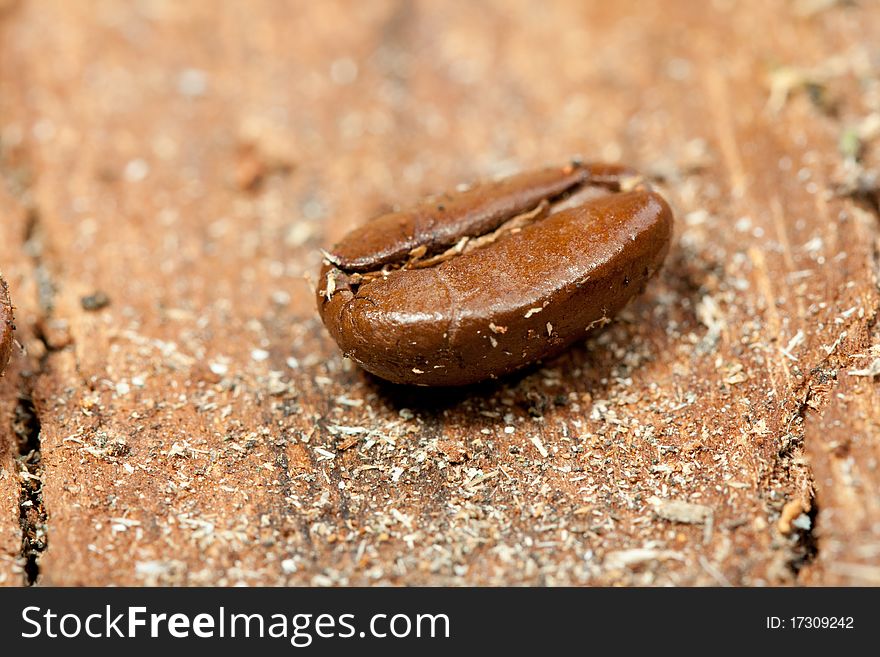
[316,161,674,387]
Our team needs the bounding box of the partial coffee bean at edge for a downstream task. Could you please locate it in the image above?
[316,162,673,386]
[0,273,14,377]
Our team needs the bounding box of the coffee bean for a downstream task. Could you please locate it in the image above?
[316,162,673,386]
[1,273,14,376]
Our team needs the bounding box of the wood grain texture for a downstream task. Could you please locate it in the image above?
[0,184,34,586]
[0,0,877,585]
[802,307,880,585]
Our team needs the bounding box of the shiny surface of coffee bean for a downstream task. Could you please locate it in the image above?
[317,162,673,386]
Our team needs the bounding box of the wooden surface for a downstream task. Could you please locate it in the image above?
[0,0,878,586]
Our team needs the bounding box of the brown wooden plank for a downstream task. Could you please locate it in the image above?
[801,294,880,585]
[1,0,34,585]
[0,178,38,586]
[0,238,24,585]
[0,0,878,585]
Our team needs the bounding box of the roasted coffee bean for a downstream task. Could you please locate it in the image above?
[316,162,673,386]
[0,273,13,376]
